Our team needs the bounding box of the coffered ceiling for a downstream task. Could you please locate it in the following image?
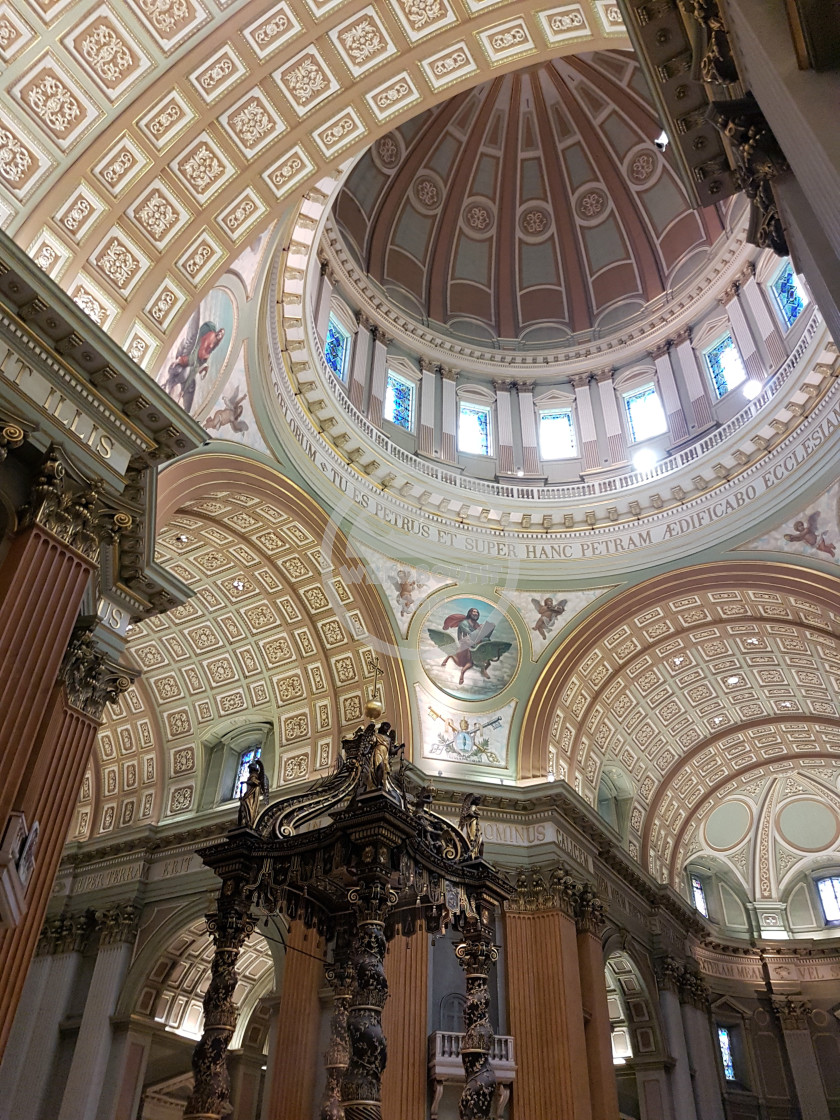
[0,0,628,358]
[73,477,410,842]
[522,563,840,886]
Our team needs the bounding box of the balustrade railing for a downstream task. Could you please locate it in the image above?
[294,294,824,505]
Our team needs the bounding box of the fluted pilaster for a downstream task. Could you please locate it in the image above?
[266,922,325,1120]
[380,933,429,1119]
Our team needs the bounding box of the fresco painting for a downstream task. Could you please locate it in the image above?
[419,595,518,701]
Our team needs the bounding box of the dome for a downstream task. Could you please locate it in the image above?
[333,51,724,348]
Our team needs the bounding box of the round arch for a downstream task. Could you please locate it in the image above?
[519,560,840,880]
[10,4,630,352]
[519,560,840,781]
[156,447,411,742]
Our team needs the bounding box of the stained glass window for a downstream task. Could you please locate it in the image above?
[624,385,667,443]
[705,334,746,398]
[234,747,261,799]
[691,874,708,917]
[459,402,492,456]
[539,409,577,459]
[384,372,414,431]
[771,261,806,329]
[717,1026,735,1081]
[817,876,840,922]
[325,316,350,381]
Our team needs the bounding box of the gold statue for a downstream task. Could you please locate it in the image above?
[238,758,269,828]
[458,793,484,859]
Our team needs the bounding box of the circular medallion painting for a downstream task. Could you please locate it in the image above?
[158,286,236,419]
[419,596,519,701]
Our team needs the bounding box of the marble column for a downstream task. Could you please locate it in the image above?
[595,368,627,466]
[0,914,90,1120]
[99,1021,154,1120]
[349,313,373,411]
[739,263,787,370]
[678,978,725,1120]
[655,959,697,1120]
[367,329,391,427]
[772,996,830,1120]
[493,381,515,475]
[417,360,437,457]
[576,894,620,1120]
[671,329,714,432]
[0,624,124,1059]
[505,897,592,1119]
[380,932,429,1119]
[264,922,325,1120]
[440,368,458,464]
[651,343,689,444]
[57,905,139,1120]
[515,380,540,476]
[570,373,599,471]
[315,262,336,344]
[229,1051,265,1120]
[720,283,763,381]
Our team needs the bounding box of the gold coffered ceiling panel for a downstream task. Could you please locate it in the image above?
[521,562,840,884]
[0,0,628,354]
[72,458,410,842]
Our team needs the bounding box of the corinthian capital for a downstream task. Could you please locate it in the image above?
[95,902,140,947]
[59,622,133,721]
[18,447,103,561]
[771,995,811,1031]
[568,372,591,390]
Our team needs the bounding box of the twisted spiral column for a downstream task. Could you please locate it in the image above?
[321,930,354,1120]
[184,890,254,1120]
[340,874,394,1120]
[455,922,499,1120]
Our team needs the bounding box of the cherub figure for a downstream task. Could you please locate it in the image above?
[784,512,836,558]
[391,569,418,617]
[205,384,249,434]
[531,597,568,641]
[238,758,269,828]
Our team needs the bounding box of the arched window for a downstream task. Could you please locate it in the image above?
[440,992,466,1033]
[233,745,261,800]
[816,875,840,923]
[384,370,415,431]
[457,385,496,457]
[538,407,577,459]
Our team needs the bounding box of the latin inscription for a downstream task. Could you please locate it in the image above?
[0,340,130,470]
[273,369,840,564]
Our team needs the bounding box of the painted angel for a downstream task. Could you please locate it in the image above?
[391,569,421,617]
[205,385,249,434]
[784,512,836,558]
[531,597,568,641]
